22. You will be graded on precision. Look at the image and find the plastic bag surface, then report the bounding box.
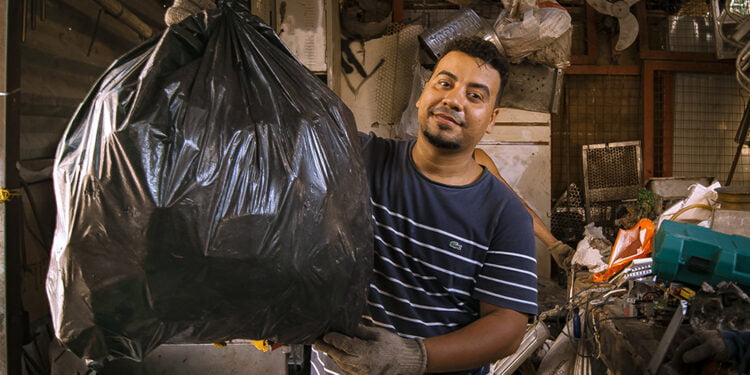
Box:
[592,218,655,282]
[494,0,572,67]
[47,1,373,363]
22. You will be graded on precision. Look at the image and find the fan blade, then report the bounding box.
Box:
[615,13,639,51]
[586,0,614,16]
[610,0,635,18]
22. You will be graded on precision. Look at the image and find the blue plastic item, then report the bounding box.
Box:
[652,220,750,288]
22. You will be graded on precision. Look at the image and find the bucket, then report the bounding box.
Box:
[716,186,750,211]
[418,8,504,61]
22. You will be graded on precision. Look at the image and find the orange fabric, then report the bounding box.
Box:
[592,218,656,283]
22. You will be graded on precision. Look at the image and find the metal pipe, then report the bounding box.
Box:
[590,288,627,306]
[573,307,591,375]
[728,99,750,185]
[22,0,28,42]
[647,299,688,375]
[92,0,153,39]
[490,322,550,375]
[537,319,577,375]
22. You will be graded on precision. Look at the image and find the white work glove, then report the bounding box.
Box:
[548,240,574,272]
[164,0,217,26]
[315,324,427,375]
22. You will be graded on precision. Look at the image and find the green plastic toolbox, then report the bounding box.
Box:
[653,220,750,288]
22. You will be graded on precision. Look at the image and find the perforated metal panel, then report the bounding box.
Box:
[582,141,643,203]
[550,183,586,244]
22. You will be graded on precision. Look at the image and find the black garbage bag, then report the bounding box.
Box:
[47,1,373,363]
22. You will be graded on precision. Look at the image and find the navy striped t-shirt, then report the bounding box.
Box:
[312,133,537,375]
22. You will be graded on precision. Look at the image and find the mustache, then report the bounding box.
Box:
[429,107,464,125]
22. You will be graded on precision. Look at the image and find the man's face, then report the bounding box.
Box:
[416,51,501,152]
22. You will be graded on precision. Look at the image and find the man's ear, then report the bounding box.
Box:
[485,107,500,133]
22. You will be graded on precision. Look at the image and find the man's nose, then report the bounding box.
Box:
[441,89,462,111]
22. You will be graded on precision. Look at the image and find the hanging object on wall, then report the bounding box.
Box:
[585,0,640,51]
[340,0,392,40]
[22,0,49,42]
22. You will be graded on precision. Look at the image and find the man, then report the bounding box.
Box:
[165,4,536,374]
[312,38,537,375]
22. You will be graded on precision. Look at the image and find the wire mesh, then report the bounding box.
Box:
[564,2,588,57]
[374,25,423,127]
[551,75,643,201]
[671,73,750,186]
[666,15,715,53]
[654,71,666,176]
[645,0,714,52]
[583,141,642,202]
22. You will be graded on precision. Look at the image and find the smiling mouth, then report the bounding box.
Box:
[432,112,463,127]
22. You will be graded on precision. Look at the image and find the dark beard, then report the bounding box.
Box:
[422,128,460,150]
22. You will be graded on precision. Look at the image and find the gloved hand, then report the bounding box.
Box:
[164,0,217,26]
[674,329,730,365]
[314,324,427,375]
[548,241,574,272]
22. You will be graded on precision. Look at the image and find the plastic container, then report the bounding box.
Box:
[717,186,750,211]
[652,220,750,288]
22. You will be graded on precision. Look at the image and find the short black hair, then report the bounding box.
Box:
[440,37,510,107]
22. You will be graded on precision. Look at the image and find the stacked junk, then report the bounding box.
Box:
[45,0,575,371]
[476,127,750,374]
[491,149,750,375]
[38,0,750,374]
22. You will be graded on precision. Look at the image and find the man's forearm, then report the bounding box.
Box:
[423,306,527,373]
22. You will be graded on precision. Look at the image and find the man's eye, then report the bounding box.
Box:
[469,92,483,101]
[438,81,450,87]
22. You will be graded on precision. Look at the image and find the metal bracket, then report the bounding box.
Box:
[647,299,688,375]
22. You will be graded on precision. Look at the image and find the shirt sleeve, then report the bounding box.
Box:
[722,330,750,373]
[472,194,538,315]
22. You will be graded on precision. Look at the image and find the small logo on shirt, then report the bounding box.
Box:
[449,241,462,251]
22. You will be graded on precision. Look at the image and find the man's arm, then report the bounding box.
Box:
[423,302,527,372]
[316,302,529,374]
